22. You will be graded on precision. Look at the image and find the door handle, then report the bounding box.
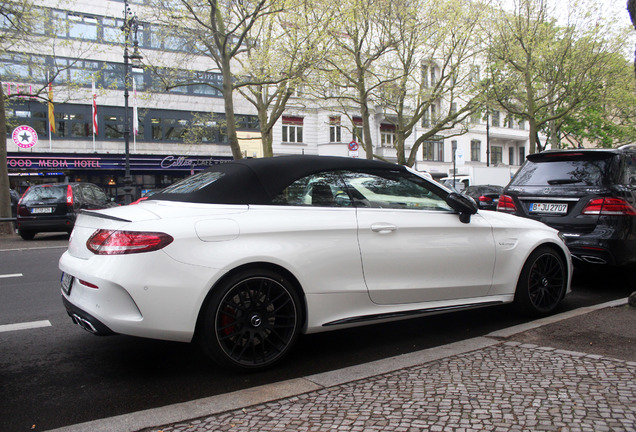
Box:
[370,223,397,234]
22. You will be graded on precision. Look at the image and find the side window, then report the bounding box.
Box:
[271,171,352,207]
[342,170,452,211]
[91,186,110,204]
[624,155,636,185]
[80,185,95,203]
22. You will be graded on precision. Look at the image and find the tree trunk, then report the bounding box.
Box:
[221,57,243,160]
[0,83,14,236]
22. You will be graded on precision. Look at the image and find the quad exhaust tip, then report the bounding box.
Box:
[575,255,608,265]
[71,313,98,334]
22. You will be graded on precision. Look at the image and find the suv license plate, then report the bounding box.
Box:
[529,203,568,214]
[61,272,74,295]
[31,207,54,214]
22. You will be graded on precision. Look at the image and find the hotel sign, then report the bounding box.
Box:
[7,153,231,172]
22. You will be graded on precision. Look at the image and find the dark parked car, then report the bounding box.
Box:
[465,185,504,211]
[498,145,636,267]
[16,183,116,240]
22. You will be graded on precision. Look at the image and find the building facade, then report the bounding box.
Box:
[5,0,531,201]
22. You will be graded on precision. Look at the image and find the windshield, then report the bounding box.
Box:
[511,158,614,187]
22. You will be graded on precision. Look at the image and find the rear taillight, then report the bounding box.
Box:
[581,198,636,216]
[87,230,174,255]
[67,185,74,206]
[479,196,493,203]
[17,204,29,216]
[497,195,516,212]
[17,187,30,207]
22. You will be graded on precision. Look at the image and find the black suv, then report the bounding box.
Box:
[16,183,116,240]
[498,146,636,267]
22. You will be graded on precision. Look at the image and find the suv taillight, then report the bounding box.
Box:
[87,229,174,255]
[497,195,517,213]
[581,197,636,216]
[67,185,74,206]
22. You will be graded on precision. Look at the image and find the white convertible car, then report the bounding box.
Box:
[59,155,571,370]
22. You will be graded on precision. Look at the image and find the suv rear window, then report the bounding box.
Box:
[511,154,616,187]
[21,185,66,204]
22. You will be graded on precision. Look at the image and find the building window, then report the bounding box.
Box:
[471,139,481,162]
[352,117,363,142]
[470,65,480,82]
[422,136,444,161]
[329,116,341,143]
[491,110,500,127]
[380,123,396,147]
[509,147,515,165]
[519,147,526,164]
[282,116,303,143]
[422,104,437,128]
[422,65,429,87]
[491,146,503,165]
[421,64,437,88]
[53,11,98,41]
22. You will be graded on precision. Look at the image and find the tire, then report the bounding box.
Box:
[199,269,302,370]
[18,229,36,240]
[514,246,567,317]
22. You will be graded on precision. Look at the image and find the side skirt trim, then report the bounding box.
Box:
[323,301,503,327]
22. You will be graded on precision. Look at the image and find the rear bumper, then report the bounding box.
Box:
[17,216,75,232]
[561,233,636,266]
[62,296,116,336]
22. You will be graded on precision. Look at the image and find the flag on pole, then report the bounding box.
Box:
[48,81,55,134]
[92,79,98,135]
[132,78,138,136]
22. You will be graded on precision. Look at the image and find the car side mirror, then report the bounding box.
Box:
[446,192,478,223]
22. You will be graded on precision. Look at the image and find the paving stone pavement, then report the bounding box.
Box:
[144,341,636,432]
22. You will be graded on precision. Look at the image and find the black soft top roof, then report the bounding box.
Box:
[148,155,406,205]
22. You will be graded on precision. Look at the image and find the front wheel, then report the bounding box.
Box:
[514,246,567,317]
[199,269,302,370]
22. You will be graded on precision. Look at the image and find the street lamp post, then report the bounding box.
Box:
[121,0,142,204]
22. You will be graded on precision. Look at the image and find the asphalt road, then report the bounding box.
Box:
[0,233,633,432]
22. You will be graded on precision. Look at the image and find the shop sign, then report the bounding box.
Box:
[160,156,226,169]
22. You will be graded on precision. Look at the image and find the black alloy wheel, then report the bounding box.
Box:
[514,246,567,317]
[200,269,301,370]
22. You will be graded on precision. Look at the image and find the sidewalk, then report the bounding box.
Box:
[48,298,636,432]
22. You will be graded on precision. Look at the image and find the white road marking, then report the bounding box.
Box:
[0,320,52,333]
[0,273,23,279]
[0,246,67,252]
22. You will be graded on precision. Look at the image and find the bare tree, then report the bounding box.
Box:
[377,0,485,167]
[149,0,286,160]
[629,0,636,77]
[0,0,37,235]
[312,0,398,160]
[486,0,624,153]
[237,0,332,157]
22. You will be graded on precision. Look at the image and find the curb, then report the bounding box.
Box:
[45,298,629,432]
